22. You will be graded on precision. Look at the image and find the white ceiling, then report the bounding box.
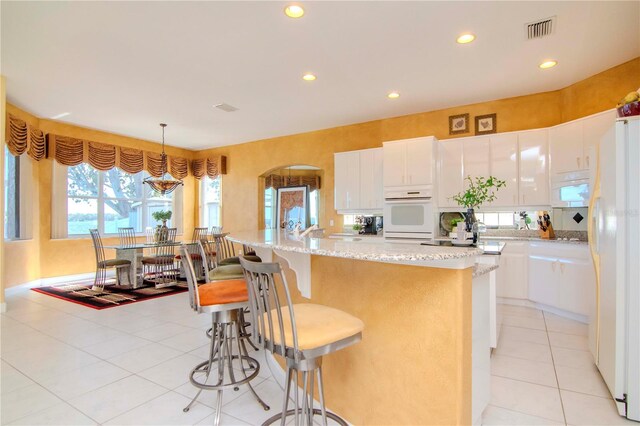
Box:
[2,1,639,150]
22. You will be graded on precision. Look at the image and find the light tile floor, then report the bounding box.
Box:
[482,304,636,426]
[1,287,635,425]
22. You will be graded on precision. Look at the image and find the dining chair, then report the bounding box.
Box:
[175,227,209,280]
[145,227,155,243]
[89,229,132,291]
[142,228,178,287]
[118,227,137,247]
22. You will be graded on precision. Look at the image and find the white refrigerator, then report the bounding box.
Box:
[588,115,640,421]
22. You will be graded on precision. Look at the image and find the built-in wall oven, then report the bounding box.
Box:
[383,189,434,240]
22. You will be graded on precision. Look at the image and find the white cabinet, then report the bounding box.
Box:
[582,110,616,170]
[437,139,464,208]
[549,121,583,174]
[518,129,549,206]
[382,142,405,187]
[359,148,384,210]
[383,136,434,188]
[496,242,528,299]
[489,133,519,207]
[406,138,433,186]
[463,136,491,190]
[334,148,383,213]
[334,151,360,211]
[528,243,594,316]
[549,110,616,175]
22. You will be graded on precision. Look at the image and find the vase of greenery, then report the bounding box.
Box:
[451,176,506,235]
[152,210,172,242]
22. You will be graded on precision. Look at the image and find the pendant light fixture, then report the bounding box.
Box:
[143,123,184,195]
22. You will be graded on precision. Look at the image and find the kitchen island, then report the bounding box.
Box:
[227,230,492,425]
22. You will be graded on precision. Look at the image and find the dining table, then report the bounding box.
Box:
[102,241,196,288]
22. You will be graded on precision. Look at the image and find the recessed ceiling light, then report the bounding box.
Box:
[302,73,316,81]
[284,4,304,18]
[387,92,400,99]
[456,33,475,44]
[539,60,558,69]
[50,112,71,119]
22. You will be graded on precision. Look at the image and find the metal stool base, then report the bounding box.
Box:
[183,311,269,426]
[262,409,348,426]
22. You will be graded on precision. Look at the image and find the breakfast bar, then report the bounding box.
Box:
[228,230,493,425]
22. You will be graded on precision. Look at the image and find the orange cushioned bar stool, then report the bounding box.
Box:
[240,256,364,426]
[180,246,269,426]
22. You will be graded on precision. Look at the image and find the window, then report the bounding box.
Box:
[200,175,222,229]
[4,146,33,240]
[54,162,182,237]
[263,188,319,229]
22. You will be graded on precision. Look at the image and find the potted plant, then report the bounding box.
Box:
[451,176,506,232]
[152,209,172,242]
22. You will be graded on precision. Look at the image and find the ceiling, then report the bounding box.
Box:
[2,1,639,150]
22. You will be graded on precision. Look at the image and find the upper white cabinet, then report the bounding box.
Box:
[359,148,384,210]
[334,151,360,211]
[383,136,434,188]
[334,148,383,213]
[549,110,616,175]
[518,129,549,206]
[549,121,583,174]
[582,110,616,169]
[437,139,464,207]
[488,133,519,207]
[463,136,491,190]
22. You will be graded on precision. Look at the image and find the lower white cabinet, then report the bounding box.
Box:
[495,241,529,299]
[528,242,594,316]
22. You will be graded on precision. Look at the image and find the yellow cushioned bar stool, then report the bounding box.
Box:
[240,256,364,426]
[180,246,269,426]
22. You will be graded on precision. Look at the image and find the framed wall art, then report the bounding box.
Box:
[276,185,310,231]
[475,113,497,135]
[448,113,469,135]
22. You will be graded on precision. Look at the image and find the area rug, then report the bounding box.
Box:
[32,282,189,310]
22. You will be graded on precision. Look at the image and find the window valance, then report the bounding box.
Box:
[6,114,46,160]
[47,133,191,178]
[264,174,321,192]
[192,156,227,180]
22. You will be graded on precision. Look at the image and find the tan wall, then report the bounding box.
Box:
[197,57,640,236]
[2,57,639,289]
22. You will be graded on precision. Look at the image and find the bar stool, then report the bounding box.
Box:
[197,241,260,350]
[180,246,269,426]
[240,256,364,426]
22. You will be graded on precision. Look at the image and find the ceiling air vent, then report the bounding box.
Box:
[214,103,238,112]
[525,16,556,40]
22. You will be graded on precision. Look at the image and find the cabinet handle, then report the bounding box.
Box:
[513,195,516,204]
[577,157,581,168]
[522,194,526,205]
[560,262,565,273]
[551,261,556,272]
[586,156,590,167]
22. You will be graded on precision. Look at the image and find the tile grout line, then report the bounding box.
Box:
[543,310,569,426]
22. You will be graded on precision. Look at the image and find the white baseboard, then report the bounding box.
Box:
[4,271,113,297]
[498,297,588,324]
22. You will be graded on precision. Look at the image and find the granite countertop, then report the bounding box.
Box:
[472,263,499,278]
[481,236,588,245]
[228,229,482,266]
